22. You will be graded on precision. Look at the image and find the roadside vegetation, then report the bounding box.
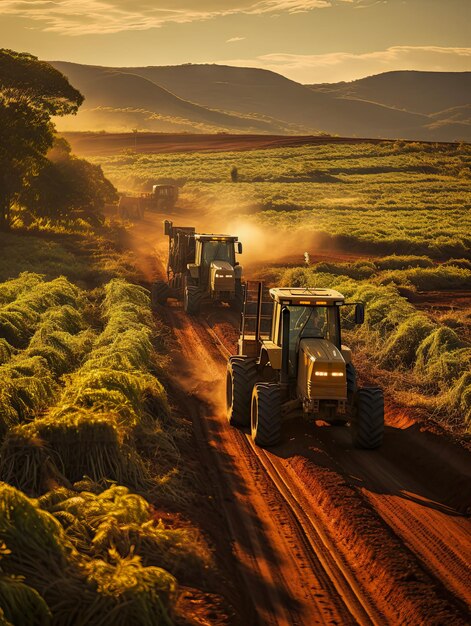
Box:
[0,274,211,624]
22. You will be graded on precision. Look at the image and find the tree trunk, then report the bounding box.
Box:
[0,194,11,231]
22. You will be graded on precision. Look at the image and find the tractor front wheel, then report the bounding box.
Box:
[226,357,258,426]
[151,281,170,307]
[184,285,202,315]
[251,383,282,448]
[351,387,384,449]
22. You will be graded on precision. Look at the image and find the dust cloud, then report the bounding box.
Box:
[114,189,344,285]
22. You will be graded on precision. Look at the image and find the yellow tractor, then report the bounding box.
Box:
[152,221,244,314]
[226,282,384,449]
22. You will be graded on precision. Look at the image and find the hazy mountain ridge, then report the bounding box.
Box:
[50,62,470,141]
[306,71,471,116]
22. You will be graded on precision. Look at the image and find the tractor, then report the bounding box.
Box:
[152,220,244,314]
[148,185,178,213]
[226,282,384,449]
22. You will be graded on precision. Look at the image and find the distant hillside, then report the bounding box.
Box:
[51,61,295,134]
[50,62,470,141]
[116,64,430,137]
[307,71,471,115]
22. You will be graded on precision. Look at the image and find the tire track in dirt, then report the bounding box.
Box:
[310,424,471,609]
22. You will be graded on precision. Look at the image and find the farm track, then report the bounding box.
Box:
[164,305,359,625]
[126,210,471,623]
[202,317,381,626]
[203,312,471,620]
[160,303,471,625]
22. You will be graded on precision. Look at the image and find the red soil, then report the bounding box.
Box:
[124,190,471,626]
[63,132,394,157]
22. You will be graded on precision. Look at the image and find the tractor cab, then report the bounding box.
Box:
[269,288,345,377]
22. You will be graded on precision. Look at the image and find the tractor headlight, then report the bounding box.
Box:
[314,371,343,377]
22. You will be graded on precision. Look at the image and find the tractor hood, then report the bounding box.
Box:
[297,338,347,401]
[210,260,235,293]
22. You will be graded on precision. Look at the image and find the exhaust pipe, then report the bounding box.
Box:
[280,306,290,384]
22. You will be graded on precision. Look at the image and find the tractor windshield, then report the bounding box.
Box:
[286,306,340,376]
[202,241,235,266]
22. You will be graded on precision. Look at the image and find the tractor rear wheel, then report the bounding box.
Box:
[351,387,384,449]
[226,357,258,426]
[251,383,281,448]
[184,285,202,315]
[232,279,244,312]
[151,281,169,307]
[346,362,357,400]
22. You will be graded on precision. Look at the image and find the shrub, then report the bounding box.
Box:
[375,255,435,271]
[0,483,177,626]
[415,327,466,382]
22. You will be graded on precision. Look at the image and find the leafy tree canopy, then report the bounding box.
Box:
[0,49,84,228]
[0,49,83,115]
[20,137,118,226]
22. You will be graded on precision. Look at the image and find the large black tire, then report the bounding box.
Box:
[232,279,244,311]
[351,387,384,449]
[251,383,282,448]
[226,357,258,426]
[346,362,357,400]
[184,285,202,315]
[151,281,169,307]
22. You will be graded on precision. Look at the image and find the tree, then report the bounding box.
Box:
[20,138,118,226]
[0,49,83,230]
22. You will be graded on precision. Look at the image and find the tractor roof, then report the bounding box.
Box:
[194,234,239,242]
[269,287,345,305]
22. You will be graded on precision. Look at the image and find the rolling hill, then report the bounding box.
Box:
[306,71,471,115]
[50,62,470,141]
[51,61,297,134]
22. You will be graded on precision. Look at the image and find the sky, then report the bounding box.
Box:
[0,0,470,83]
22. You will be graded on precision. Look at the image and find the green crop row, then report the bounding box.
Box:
[0,276,204,624]
[0,276,92,439]
[93,141,471,260]
[0,279,174,495]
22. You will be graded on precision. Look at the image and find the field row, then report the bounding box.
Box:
[94,141,471,259]
[0,274,206,625]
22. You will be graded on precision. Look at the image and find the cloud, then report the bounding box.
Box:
[226,36,246,43]
[223,46,471,83]
[0,0,332,35]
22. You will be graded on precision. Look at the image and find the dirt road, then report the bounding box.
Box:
[127,212,471,625]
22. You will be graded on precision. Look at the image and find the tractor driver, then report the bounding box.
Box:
[291,306,325,338]
[288,306,326,374]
